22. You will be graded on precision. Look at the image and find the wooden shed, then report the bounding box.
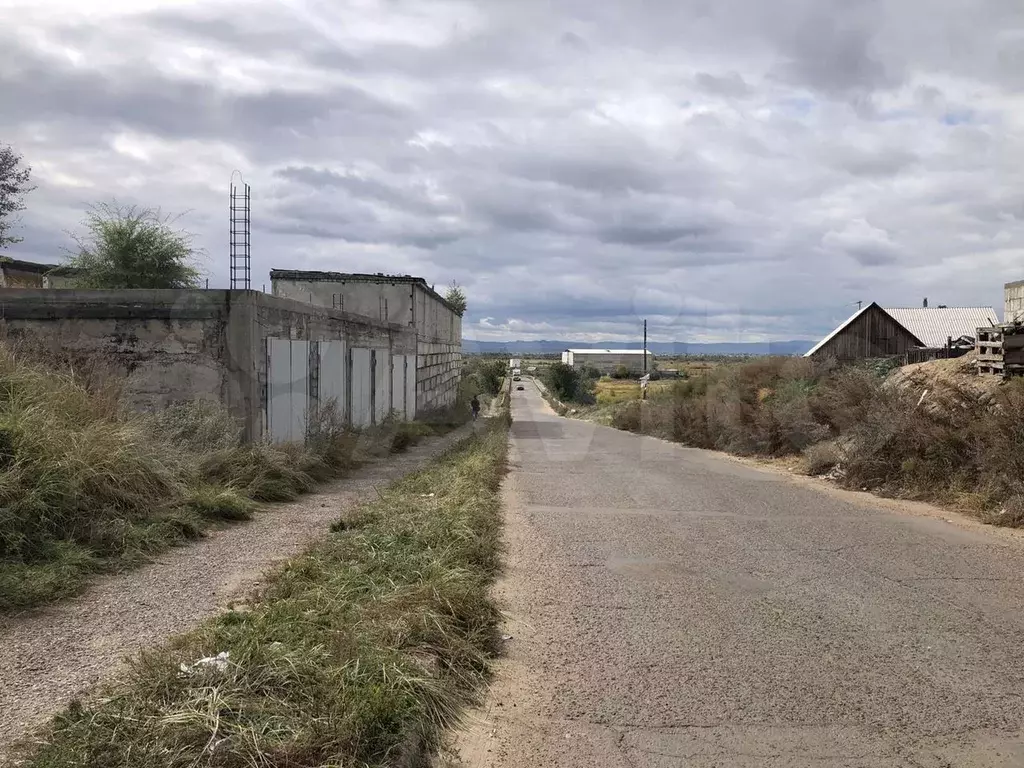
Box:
[804,303,923,361]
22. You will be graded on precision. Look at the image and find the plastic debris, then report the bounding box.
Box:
[501,634,513,641]
[420,493,436,498]
[179,651,231,676]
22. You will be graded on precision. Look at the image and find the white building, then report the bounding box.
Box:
[561,348,653,375]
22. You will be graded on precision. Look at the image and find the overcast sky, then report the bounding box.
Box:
[2,0,1022,343]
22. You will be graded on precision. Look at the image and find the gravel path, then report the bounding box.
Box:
[0,423,476,761]
[455,383,1024,767]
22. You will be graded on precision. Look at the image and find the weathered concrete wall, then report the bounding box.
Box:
[1006,281,1024,323]
[273,278,415,327]
[0,290,233,415]
[250,293,416,437]
[0,289,418,442]
[271,273,463,414]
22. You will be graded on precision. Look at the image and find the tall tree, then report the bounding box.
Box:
[444,280,467,315]
[0,144,35,249]
[64,203,203,289]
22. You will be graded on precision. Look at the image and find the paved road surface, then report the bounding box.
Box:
[460,381,1024,767]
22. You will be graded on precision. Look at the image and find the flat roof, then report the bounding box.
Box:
[0,257,78,276]
[269,269,462,315]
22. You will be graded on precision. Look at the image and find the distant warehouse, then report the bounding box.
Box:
[561,348,653,375]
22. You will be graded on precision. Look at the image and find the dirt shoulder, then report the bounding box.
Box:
[0,424,475,762]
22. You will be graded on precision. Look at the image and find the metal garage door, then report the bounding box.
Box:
[405,354,417,420]
[267,338,309,443]
[351,347,372,427]
[391,354,406,420]
[374,348,391,424]
[317,340,346,422]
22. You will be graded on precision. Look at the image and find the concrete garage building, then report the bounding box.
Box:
[270,271,462,413]
[561,348,653,375]
[0,289,418,443]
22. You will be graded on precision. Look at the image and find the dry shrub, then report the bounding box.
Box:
[803,441,842,476]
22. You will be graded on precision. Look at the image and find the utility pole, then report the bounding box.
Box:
[642,319,648,401]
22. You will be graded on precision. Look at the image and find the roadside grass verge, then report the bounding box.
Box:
[594,357,1024,528]
[0,346,466,613]
[18,418,510,768]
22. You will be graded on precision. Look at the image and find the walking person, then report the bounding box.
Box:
[471,395,481,421]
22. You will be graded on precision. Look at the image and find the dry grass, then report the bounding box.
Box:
[594,378,673,405]
[0,346,467,612]
[19,419,510,768]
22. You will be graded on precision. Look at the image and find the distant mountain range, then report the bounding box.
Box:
[461,339,816,356]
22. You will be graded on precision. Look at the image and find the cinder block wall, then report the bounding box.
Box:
[0,289,417,442]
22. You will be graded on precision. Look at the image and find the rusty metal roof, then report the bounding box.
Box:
[882,307,999,348]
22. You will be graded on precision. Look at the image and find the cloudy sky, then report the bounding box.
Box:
[2,0,1023,343]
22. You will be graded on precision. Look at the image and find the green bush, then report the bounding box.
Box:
[542,362,596,405]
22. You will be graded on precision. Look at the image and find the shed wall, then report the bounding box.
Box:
[809,305,921,360]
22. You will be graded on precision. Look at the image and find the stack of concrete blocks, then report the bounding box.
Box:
[269,271,463,416]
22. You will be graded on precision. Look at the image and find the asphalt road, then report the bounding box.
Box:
[461,380,1024,768]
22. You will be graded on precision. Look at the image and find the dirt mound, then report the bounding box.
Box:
[887,354,1002,400]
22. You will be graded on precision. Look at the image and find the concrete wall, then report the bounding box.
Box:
[0,289,417,442]
[274,277,415,328]
[1006,281,1024,324]
[0,290,235,416]
[271,274,463,414]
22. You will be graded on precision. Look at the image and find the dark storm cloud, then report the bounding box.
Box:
[694,72,752,99]
[774,11,899,95]
[0,36,406,146]
[274,166,456,216]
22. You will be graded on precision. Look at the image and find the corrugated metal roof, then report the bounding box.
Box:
[567,348,652,355]
[882,307,998,348]
[802,304,875,358]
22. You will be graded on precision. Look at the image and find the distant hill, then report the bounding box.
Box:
[461,339,815,356]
